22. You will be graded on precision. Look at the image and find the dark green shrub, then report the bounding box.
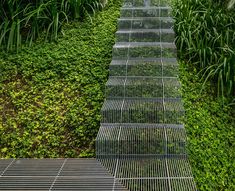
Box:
[173,0,235,101]
[0,0,105,51]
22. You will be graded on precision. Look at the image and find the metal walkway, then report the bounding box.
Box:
[96,0,197,190]
[0,159,127,190]
[0,0,197,190]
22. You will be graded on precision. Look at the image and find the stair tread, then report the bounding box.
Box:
[116,28,174,33]
[119,17,173,20]
[121,6,172,10]
[114,42,175,47]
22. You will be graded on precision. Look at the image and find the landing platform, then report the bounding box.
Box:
[0,159,127,191]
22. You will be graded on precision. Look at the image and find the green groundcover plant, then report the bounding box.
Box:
[0,0,122,158]
[180,63,235,191]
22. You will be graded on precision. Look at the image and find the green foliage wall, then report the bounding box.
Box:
[0,0,105,51]
[173,0,235,101]
[0,0,122,158]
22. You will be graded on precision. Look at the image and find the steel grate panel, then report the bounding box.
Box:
[118,17,174,30]
[101,98,164,123]
[109,59,162,77]
[0,159,14,176]
[116,158,167,178]
[0,159,128,191]
[116,29,174,43]
[163,78,181,98]
[167,159,194,177]
[51,177,127,191]
[99,158,196,191]
[114,158,194,178]
[170,178,197,191]
[105,76,163,98]
[59,159,114,177]
[123,0,171,7]
[105,76,181,98]
[162,59,179,77]
[120,7,172,18]
[3,159,64,176]
[119,179,169,191]
[96,123,187,158]
[118,178,197,191]
[0,177,55,190]
[101,98,184,124]
[109,58,178,77]
[112,43,176,59]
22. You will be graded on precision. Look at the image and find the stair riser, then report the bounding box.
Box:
[118,18,173,30]
[101,100,184,124]
[97,142,186,155]
[101,110,184,124]
[121,8,172,17]
[112,46,176,59]
[109,59,179,77]
[116,32,175,42]
[105,79,181,98]
[123,0,170,7]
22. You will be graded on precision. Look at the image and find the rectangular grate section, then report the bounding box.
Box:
[109,58,178,77]
[120,7,172,17]
[0,159,14,176]
[122,0,171,7]
[112,42,176,59]
[59,159,113,177]
[3,159,64,176]
[97,123,187,158]
[51,177,126,191]
[116,29,174,43]
[114,158,196,191]
[101,98,184,124]
[118,17,174,30]
[0,159,128,191]
[105,76,181,98]
[0,177,54,190]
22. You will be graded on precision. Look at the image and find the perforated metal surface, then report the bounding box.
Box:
[96,0,197,190]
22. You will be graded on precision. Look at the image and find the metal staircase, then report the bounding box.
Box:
[96,0,197,190]
[0,1,197,190]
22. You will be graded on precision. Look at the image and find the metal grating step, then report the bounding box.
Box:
[120,7,172,17]
[112,42,176,59]
[101,98,184,124]
[105,76,181,98]
[97,123,187,157]
[118,17,174,30]
[122,0,171,7]
[116,29,175,43]
[109,58,179,77]
[97,157,197,191]
[119,177,197,191]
